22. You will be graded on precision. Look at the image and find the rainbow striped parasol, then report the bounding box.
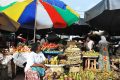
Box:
[0,0,80,31]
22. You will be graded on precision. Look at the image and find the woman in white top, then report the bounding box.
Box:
[25,43,49,80]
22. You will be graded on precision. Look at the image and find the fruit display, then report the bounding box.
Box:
[46,71,62,80]
[59,59,67,64]
[15,45,31,53]
[94,70,120,80]
[111,58,120,63]
[111,56,120,63]
[46,66,119,80]
[82,50,99,57]
[44,56,67,65]
[66,55,82,65]
[69,66,80,73]
[41,42,59,51]
[41,42,63,54]
[46,67,93,80]
[65,45,80,53]
[45,56,58,65]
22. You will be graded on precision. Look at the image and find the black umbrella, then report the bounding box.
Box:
[53,18,90,35]
[46,31,60,43]
[85,0,120,35]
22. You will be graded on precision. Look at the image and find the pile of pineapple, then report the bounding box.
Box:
[82,50,99,57]
[65,45,80,53]
[64,44,82,65]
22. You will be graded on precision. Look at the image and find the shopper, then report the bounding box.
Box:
[86,37,94,51]
[98,36,110,71]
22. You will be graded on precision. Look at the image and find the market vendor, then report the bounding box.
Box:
[86,36,94,51]
[25,43,50,80]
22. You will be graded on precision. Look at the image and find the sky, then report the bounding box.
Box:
[0,0,102,18]
[61,0,102,18]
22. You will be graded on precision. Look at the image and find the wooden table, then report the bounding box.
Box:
[83,56,99,70]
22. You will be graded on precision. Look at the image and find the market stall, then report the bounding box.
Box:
[0,38,119,80]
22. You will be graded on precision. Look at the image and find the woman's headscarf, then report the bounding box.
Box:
[99,36,108,44]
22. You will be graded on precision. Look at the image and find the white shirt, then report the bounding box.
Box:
[87,40,94,51]
[25,51,46,72]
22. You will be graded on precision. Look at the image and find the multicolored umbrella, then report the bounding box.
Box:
[0,0,79,30]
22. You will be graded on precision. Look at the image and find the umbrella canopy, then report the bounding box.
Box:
[0,12,20,32]
[85,0,120,35]
[0,0,79,30]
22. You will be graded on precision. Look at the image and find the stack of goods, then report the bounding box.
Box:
[41,42,63,54]
[69,66,80,73]
[58,55,67,65]
[64,45,82,65]
[65,45,80,53]
[82,50,99,57]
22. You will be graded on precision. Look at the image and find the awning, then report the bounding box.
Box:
[84,0,120,35]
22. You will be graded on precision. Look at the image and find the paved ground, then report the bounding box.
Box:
[14,67,25,80]
[14,73,24,80]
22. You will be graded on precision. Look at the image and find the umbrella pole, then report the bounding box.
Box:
[33,0,38,43]
[33,22,36,43]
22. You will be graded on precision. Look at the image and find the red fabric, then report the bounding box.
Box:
[40,0,67,28]
[103,56,107,61]
[103,47,107,51]
[21,38,26,42]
